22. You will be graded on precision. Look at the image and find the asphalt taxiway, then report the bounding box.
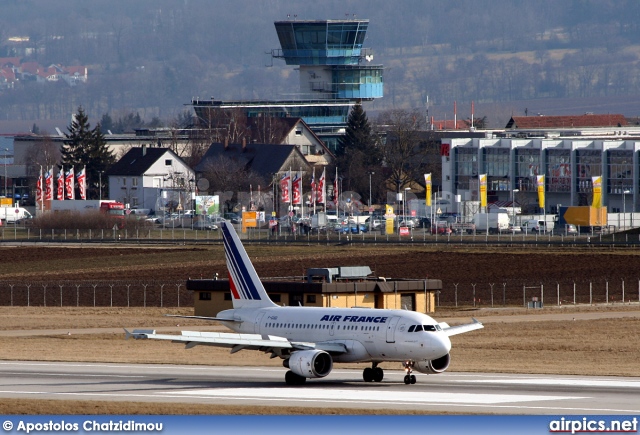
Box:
[0,361,638,414]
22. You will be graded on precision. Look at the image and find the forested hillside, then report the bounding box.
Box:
[2,0,640,128]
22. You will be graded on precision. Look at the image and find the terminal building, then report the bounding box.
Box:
[439,114,640,216]
[190,19,384,152]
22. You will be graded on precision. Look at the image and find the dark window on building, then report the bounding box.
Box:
[306,295,317,303]
[199,292,212,301]
[271,294,281,303]
[224,292,232,301]
[165,159,172,166]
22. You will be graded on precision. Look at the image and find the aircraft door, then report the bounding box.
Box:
[254,312,265,333]
[386,316,400,343]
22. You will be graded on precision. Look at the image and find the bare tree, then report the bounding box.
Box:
[199,155,266,213]
[24,135,62,177]
[376,109,429,193]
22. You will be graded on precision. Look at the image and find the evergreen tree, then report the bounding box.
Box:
[335,104,382,196]
[63,107,115,199]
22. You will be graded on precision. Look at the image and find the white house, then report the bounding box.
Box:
[105,145,194,214]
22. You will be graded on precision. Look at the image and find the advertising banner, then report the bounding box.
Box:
[537,175,545,209]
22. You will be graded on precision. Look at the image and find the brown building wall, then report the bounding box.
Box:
[188,278,440,316]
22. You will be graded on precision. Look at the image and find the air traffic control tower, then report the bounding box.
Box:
[190,19,383,151]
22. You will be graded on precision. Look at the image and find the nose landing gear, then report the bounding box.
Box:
[403,361,417,384]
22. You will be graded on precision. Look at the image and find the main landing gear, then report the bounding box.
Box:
[362,363,384,382]
[403,361,417,384]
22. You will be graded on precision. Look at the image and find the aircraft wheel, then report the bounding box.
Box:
[373,367,384,382]
[404,375,411,385]
[363,367,374,382]
[410,375,416,384]
[285,370,306,385]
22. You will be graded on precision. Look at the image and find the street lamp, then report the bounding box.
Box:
[369,172,375,207]
[3,148,7,198]
[403,187,411,225]
[511,188,519,224]
[623,189,631,231]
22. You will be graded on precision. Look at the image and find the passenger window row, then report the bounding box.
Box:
[265,322,380,332]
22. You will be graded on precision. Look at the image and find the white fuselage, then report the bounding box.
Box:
[217,306,452,364]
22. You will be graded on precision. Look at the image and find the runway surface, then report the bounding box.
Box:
[0,361,638,414]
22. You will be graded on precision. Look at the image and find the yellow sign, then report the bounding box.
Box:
[591,176,602,208]
[424,173,432,207]
[385,218,395,234]
[479,174,487,207]
[536,175,545,209]
[241,211,257,233]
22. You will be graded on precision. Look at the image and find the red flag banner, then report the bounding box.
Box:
[76,167,86,200]
[65,167,75,200]
[36,170,43,204]
[56,168,64,200]
[292,172,302,205]
[316,169,325,204]
[44,167,53,201]
[280,171,291,203]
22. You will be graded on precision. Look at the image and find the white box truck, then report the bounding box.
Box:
[472,212,510,234]
[0,206,33,223]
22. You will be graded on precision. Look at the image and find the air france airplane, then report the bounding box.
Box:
[126,221,483,385]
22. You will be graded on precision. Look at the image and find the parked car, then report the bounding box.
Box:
[364,217,384,230]
[555,223,578,235]
[431,221,452,234]
[521,219,554,234]
[192,220,219,230]
[223,212,242,224]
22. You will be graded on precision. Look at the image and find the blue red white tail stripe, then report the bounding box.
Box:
[221,222,276,308]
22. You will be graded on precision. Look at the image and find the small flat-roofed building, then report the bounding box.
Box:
[187,277,441,316]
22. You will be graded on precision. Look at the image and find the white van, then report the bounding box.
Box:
[0,206,32,223]
[521,219,554,234]
[472,212,510,234]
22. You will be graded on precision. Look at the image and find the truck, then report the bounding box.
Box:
[471,212,511,234]
[0,206,33,223]
[46,199,125,216]
[557,206,607,233]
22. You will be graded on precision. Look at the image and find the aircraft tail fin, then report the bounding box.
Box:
[221,221,277,309]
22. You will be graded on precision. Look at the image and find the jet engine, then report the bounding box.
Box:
[414,353,451,374]
[284,350,333,378]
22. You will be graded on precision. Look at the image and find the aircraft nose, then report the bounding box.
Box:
[435,333,452,355]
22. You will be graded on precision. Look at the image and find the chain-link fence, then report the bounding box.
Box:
[0,280,190,307]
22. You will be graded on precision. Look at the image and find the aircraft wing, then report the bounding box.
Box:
[124,329,347,354]
[439,318,484,337]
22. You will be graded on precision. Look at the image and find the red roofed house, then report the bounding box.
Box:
[506,114,627,129]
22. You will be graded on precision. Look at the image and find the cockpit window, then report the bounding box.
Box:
[414,325,423,332]
[408,325,415,333]
[423,325,436,331]
[435,325,442,331]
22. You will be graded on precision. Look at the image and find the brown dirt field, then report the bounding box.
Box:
[0,244,639,414]
[1,245,640,306]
